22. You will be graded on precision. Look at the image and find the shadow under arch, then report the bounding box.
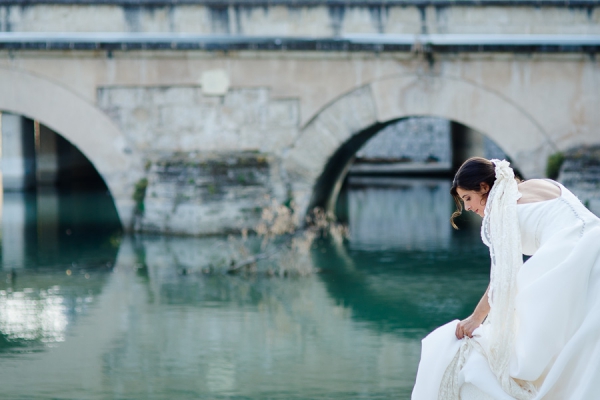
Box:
[0,67,144,229]
[309,118,398,213]
[284,74,554,220]
[308,116,520,215]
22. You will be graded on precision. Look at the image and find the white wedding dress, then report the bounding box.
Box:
[412,181,600,400]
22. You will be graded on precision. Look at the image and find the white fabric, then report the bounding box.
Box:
[412,179,600,399]
[481,160,536,399]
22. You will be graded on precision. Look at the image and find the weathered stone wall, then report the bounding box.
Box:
[137,152,285,235]
[97,86,299,154]
[97,86,294,234]
[1,3,598,35]
[2,50,597,233]
[558,146,600,216]
[0,0,598,233]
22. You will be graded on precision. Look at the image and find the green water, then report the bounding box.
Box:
[0,179,490,399]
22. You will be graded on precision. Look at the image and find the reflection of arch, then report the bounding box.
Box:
[312,236,491,336]
[0,67,143,228]
[284,74,556,217]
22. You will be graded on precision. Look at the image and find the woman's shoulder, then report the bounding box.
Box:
[517,179,562,205]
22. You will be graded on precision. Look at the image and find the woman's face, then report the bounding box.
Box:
[456,183,490,217]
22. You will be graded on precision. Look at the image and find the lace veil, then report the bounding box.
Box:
[439,159,537,399]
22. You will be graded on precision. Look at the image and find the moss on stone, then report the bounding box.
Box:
[133,178,149,212]
[207,183,217,195]
[546,152,565,180]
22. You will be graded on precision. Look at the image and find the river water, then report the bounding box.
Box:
[0,178,490,399]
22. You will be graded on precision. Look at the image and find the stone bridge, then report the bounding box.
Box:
[0,0,599,234]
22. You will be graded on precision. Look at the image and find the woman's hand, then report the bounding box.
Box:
[455,314,484,339]
[456,285,491,339]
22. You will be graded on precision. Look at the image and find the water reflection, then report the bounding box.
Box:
[0,179,491,399]
[330,177,488,334]
[0,187,121,269]
[0,287,69,344]
[98,238,420,399]
[0,188,119,355]
[339,177,454,251]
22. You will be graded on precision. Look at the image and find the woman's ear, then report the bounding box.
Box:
[480,182,490,194]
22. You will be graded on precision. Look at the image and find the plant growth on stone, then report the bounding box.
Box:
[225,199,348,277]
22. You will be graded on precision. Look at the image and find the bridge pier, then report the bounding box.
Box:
[36,123,60,186]
[1,113,36,191]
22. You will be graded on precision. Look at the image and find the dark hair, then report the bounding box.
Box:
[450,157,496,229]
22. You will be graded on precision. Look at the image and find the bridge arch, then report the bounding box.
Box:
[0,67,144,229]
[284,74,557,218]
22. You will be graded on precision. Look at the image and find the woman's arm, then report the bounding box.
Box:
[455,284,490,339]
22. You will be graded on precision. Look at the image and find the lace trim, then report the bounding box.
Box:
[558,197,587,239]
[440,160,537,400]
[438,338,474,399]
[482,160,536,400]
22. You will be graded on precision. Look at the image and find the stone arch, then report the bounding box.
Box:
[284,74,556,218]
[0,67,144,229]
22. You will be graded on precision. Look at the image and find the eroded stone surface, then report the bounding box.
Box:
[559,146,600,216]
[1,4,599,35]
[137,152,286,235]
[1,6,598,236]
[98,86,300,155]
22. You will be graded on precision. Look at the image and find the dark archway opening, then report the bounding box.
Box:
[309,118,517,338]
[311,117,516,217]
[0,112,121,271]
[310,116,518,251]
[308,119,397,215]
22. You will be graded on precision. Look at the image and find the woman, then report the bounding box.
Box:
[412,157,600,400]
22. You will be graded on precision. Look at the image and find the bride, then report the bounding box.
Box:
[412,157,600,400]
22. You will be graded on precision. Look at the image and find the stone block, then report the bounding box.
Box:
[157,86,199,106]
[201,70,230,96]
[288,122,340,177]
[267,99,299,128]
[102,87,143,109]
[282,150,325,185]
[242,127,298,153]
[136,152,284,235]
[316,86,378,144]
[158,104,200,132]
[222,88,269,127]
[98,85,302,158]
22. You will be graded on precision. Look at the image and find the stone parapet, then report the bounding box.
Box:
[0,2,598,36]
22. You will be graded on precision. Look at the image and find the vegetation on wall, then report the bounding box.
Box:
[133,177,148,213]
[546,152,565,180]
